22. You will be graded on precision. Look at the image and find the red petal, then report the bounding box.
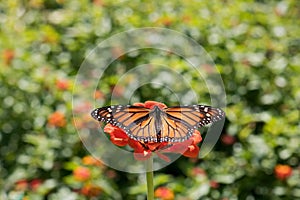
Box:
[156,152,171,162]
[103,124,116,133]
[110,136,128,146]
[132,102,145,107]
[132,146,152,161]
[104,124,127,138]
[104,124,128,146]
[144,101,167,109]
[128,139,149,152]
[183,144,199,158]
[163,139,192,154]
[144,142,169,151]
[191,130,202,144]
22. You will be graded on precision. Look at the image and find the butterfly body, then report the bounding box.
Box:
[151,106,164,139]
[91,104,225,143]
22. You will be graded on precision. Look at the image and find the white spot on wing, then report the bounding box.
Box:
[204,107,208,112]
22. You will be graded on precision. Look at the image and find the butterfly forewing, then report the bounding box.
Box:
[165,105,224,127]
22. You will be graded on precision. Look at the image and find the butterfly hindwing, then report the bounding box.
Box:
[159,115,192,142]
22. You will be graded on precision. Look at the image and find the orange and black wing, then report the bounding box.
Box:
[91,104,225,143]
[158,105,225,142]
[91,105,158,142]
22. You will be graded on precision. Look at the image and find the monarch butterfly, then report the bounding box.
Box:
[91,104,225,143]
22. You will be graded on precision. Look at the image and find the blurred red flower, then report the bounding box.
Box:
[92,0,104,7]
[274,164,293,180]
[190,167,206,177]
[210,180,220,189]
[15,179,43,191]
[221,134,236,145]
[105,169,117,179]
[3,49,15,65]
[81,184,102,197]
[156,16,173,26]
[82,155,103,167]
[94,90,104,100]
[110,85,124,97]
[154,186,175,200]
[56,79,70,90]
[74,102,93,114]
[15,179,28,191]
[48,111,66,127]
[73,166,91,181]
[30,179,43,191]
[182,15,191,23]
[102,101,202,161]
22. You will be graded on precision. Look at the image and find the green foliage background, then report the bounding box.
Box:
[1,0,300,199]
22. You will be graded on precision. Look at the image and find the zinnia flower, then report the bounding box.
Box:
[190,167,206,177]
[82,155,103,167]
[274,164,293,180]
[30,179,43,191]
[210,180,220,189]
[102,101,202,161]
[73,166,91,181]
[15,179,28,191]
[94,90,104,100]
[3,49,14,65]
[81,184,102,197]
[221,134,236,145]
[48,111,66,127]
[154,186,175,200]
[56,79,70,90]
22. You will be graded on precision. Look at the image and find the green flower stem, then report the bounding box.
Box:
[146,157,154,200]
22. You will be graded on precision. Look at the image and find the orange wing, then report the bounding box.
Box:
[157,105,225,142]
[91,105,158,141]
[91,105,225,143]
